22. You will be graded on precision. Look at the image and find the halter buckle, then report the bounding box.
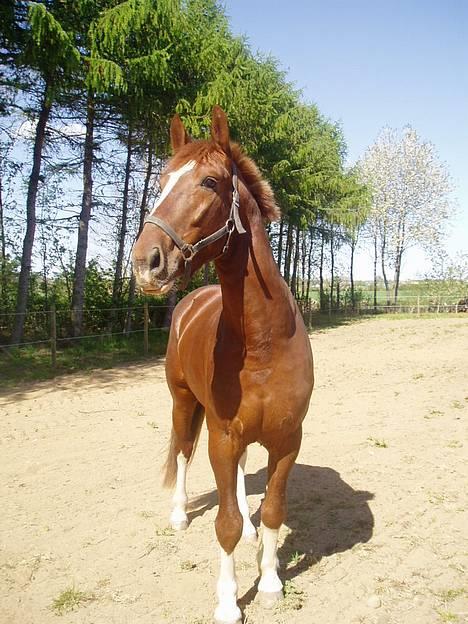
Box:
[180,243,195,261]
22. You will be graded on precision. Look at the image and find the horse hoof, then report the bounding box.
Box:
[171,520,188,531]
[214,605,242,624]
[258,590,283,609]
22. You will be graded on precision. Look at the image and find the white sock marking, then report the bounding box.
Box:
[258,524,282,593]
[170,453,188,528]
[237,450,257,541]
[214,548,241,623]
[149,160,196,216]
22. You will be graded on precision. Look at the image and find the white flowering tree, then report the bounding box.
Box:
[358,127,453,303]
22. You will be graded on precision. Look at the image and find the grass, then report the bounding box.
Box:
[437,611,459,622]
[436,588,466,602]
[287,551,304,568]
[446,440,463,448]
[0,330,168,389]
[155,527,175,537]
[180,560,197,571]
[51,586,95,615]
[425,409,444,419]
[367,437,388,448]
[2,312,464,388]
[307,310,461,332]
[276,580,305,612]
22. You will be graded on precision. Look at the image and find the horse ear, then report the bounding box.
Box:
[211,105,231,155]
[170,114,190,153]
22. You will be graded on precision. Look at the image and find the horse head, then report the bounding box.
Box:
[132,106,243,294]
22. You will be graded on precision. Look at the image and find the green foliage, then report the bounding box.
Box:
[2,0,452,357]
[26,3,81,84]
[0,330,169,388]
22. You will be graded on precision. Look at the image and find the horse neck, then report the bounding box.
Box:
[214,189,295,347]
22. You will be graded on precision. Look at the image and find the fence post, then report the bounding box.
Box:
[417,296,420,317]
[144,302,149,356]
[50,303,57,368]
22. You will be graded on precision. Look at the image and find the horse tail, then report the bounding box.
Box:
[162,403,205,489]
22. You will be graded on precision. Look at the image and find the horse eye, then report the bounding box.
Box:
[201,177,217,189]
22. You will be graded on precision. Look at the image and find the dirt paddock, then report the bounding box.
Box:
[1,317,467,624]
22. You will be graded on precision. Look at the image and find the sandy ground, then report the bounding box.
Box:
[1,317,467,624]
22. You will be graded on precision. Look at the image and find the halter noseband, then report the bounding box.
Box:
[143,163,246,288]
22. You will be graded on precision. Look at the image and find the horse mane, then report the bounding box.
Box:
[170,140,281,222]
[230,143,281,222]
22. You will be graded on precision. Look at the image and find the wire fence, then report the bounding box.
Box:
[296,293,468,326]
[0,303,169,342]
[1,294,467,368]
[0,303,172,364]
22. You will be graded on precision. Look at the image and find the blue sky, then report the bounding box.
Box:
[224,0,468,278]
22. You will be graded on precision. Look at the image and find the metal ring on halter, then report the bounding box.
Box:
[180,244,195,261]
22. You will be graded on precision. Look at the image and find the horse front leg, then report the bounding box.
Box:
[257,426,302,608]
[209,429,244,624]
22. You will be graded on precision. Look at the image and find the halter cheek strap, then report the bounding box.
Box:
[143,163,246,288]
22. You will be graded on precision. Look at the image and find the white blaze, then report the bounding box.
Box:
[149,160,196,216]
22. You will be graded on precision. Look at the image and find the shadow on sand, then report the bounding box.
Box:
[188,463,374,608]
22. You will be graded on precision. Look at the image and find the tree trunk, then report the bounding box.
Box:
[41,237,49,311]
[112,124,133,328]
[350,236,356,310]
[373,231,378,312]
[284,220,293,285]
[277,217,284,272]
[0,166,8,312]
[330,228,335,312]
[11,86,52,344]
[300,230,307,298]
[71,93,95,337]
[125,139,154,334]
[393,249,404,304]
[380,234,390,306]
[306,231,313,300]
[290,226,300,297]
[393,220,406,304]
[319,230,325,310]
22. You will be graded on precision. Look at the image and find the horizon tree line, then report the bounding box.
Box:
[0,1,456,344]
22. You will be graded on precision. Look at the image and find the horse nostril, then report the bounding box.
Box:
[149,247,161,271]
[148,247,162,272]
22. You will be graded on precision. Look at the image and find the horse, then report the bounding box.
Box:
[132,106,314,624]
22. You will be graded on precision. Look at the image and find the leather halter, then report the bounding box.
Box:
[143,163,246,288]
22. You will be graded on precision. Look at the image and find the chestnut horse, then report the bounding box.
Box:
[132,107,314,623]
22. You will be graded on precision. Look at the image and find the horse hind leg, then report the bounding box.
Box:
[162,393,204,531]
[237,448,257,543]
[257,426,302,609]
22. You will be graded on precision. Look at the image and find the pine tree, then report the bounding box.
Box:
[10,2,80,343]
